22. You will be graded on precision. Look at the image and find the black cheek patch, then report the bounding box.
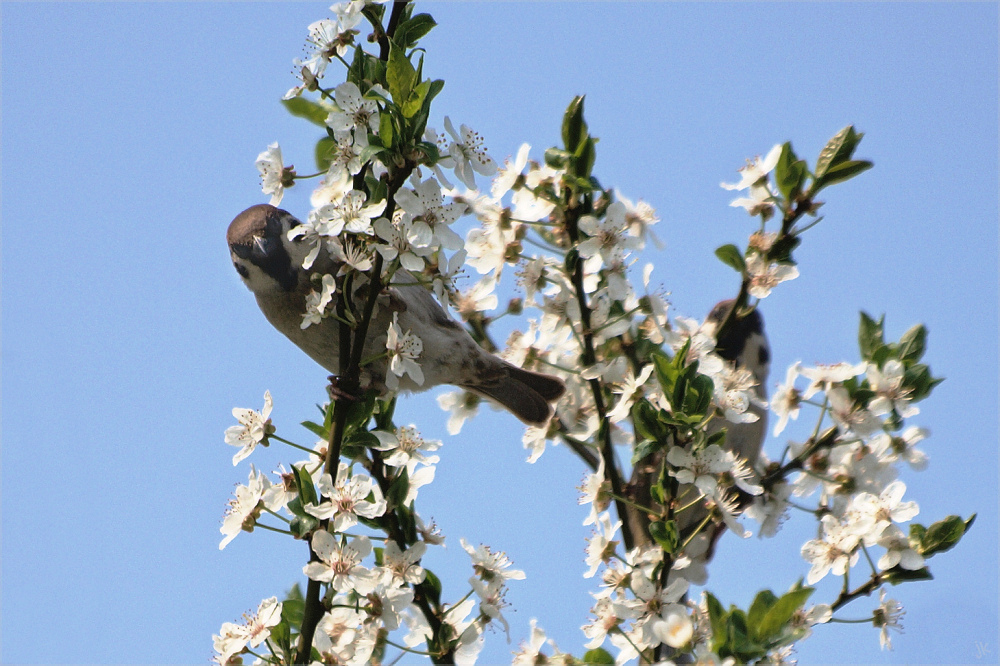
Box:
[758,344,770,366]
[234,262,249,279]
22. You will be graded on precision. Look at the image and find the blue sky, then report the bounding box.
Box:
[2,2,997,664]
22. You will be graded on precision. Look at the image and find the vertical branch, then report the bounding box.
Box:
[295,4,414,662]
[562,194,635,551]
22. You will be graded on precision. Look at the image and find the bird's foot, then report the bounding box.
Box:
[327,375,359,402]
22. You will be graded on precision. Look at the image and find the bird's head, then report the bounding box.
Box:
[706,299,771,387]
[227,204,310,295]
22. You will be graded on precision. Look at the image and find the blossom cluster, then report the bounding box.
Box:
[216,392,525,664]
[217,2,968,663]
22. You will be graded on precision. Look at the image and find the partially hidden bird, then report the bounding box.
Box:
[227,203,566,425]
[626,299,769,554]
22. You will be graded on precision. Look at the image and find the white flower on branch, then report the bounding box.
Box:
[325,81,380,136]
[746,253,799,299]
[313,607,371,666]
[867,359,919,418]
[877,524,926,572]
[297,14,359,81]
[256,142,286,206]
[396,176,467,250]
[513,619,566,665]
[300,273,337,328]
[374,216,427,271]
[443,116,498,189]
[874,590,905,650]
[584,512,622,578]
[606,364,654,423]
[827,386,884,438]
[461,538,526,584]
[212,596,283,665]
[771,361,803,436]
[219,465,271,550]
[619,572,689,650]
[225,390,273,465]
[372,425,441,471]
[436,390,480,435]
[492,142,531,200]
[313,189,386,237]
[666,444,731,498]
[303,531,378,593]
[801,514,868,584]
[579,455,611,527]
[454,276,499,321]
[582,597,622,649]
[577,201,642,264]
[305,463,387,532]
[522,424,549,463]
[381,540,427,586]
[713,361,764,424]
[799,362,866,399]
[871,426,929,471]
[385,312,424,391]
[851,479,919,546]
[721,144,782,192]
[365,582,414,631]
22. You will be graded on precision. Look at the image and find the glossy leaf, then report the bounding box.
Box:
[282,97,329,127]
[715,244,746,273]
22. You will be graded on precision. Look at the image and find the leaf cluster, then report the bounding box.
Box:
[706,587,814,663]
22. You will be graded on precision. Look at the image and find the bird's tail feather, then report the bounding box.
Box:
[462,362,566,426]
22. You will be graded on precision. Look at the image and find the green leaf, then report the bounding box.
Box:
[918,514,975,557]
[747,590,779,639]
[561,95,588,153]
[814,160,872,193]
[544,147,570,169]
[378,112,394,149]
[314,136,337,172]
[401,78,432,118]
[756,587,813,641]
[883,566,933,585]
[301,419,328,440]
[774,142,807,199]
[421,569,443,608]
[281,97,329,127]
[574,136,597,179]
[904,363,944,402]
[768,233,801,264]
[386,468,410,509]
[706,592,728,653]
[648,519,679,555]
[347,45,366,85]
[715,244,746,273]
[582,648,615,665]
[293,464,318,507]
[393,13,437,48]
[281,583,305,627]
[859,311,886,361]
[815,125,862,179]
[897,323,927,363]
[386,43,416,106]
[358,142,388,166]
[631,436,662,466]
[289,514,318,539]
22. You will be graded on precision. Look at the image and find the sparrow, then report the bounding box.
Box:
[626,299,770,553]
[227,203,566,425]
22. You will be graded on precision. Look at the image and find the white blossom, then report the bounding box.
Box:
[225,390,273,465]
[256,142,286,206]
[385,312,424,390]
[326,81,380,135]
